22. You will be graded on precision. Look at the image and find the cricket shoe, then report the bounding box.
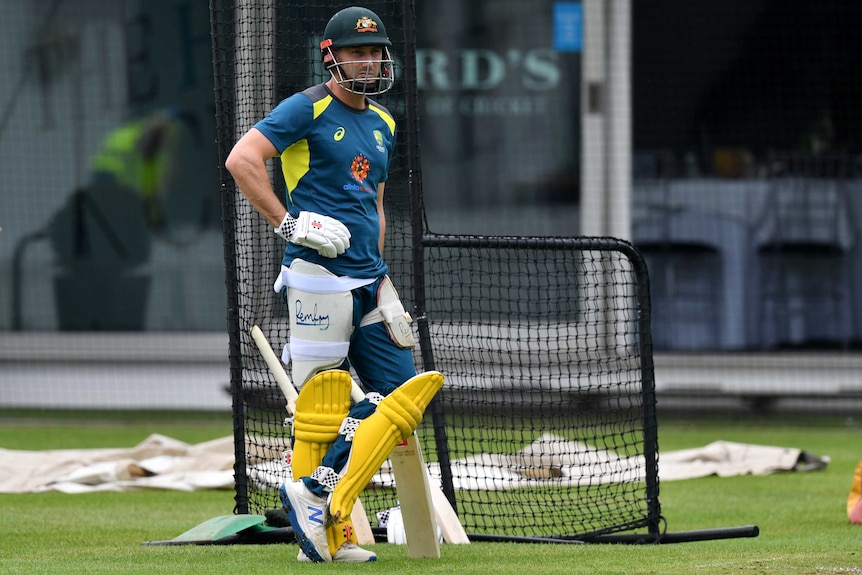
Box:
[279,480,331,563]
[298,542,377,563]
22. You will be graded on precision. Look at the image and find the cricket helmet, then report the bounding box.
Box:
[320,6,395,95]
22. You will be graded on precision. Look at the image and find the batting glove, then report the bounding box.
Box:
[275,211,351,258]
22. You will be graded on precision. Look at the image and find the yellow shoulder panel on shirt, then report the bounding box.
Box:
[281,139,310,203]
[312,95,333,119]
[368,104,396,135]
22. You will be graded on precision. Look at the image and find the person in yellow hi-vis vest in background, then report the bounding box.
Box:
[45,108,197,330]
[88,108,194,229]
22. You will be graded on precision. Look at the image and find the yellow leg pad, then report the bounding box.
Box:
[327,520,355,556]
[291,370,353,477]
[329,371,444,521]
[290,370,357,555]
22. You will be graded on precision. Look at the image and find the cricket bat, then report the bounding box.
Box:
[389,434,441,557]
[249,325,375,545]
[391,434,470,550]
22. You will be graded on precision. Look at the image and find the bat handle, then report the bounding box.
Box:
[250,325,298,409]
[252,325,367,409]
[349,380,366,405]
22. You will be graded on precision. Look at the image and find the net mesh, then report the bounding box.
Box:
[211,0,659,540]
[416,236,658,538]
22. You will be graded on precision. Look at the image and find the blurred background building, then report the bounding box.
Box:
[1,0,860,411]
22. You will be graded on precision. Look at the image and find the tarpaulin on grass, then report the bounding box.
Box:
[0,434,828,494]
[0,434,235,493]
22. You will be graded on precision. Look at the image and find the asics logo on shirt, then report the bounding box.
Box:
[334,126,345,141]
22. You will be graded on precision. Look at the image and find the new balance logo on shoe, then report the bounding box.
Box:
[307,505,325,525]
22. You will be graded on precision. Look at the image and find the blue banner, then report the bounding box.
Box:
[553,2,583,53]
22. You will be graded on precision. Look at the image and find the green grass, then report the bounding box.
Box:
[1,410,861,574]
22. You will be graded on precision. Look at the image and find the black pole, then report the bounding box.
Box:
[580,524,760,545]
[210,0,248,515]
[620,241,663,538]
[400,0,458,512]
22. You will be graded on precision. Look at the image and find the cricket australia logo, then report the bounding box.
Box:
[373,130,385,153]
[355,16,378,33]
[350,154,370,182]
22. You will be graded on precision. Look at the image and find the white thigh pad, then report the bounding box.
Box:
[359,275,415,349]
[285,259,355,386]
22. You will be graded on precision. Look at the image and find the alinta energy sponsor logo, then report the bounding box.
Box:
[350,154,370,182]
[342,182,374,194]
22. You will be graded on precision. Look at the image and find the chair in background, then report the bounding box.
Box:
[633,181,730,351]
[637,239,722,351]
[754,153,855,349]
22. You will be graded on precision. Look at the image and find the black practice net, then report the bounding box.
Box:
[211,0,660,541]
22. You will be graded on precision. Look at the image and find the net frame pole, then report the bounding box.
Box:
[213,0,278,516]
[620,238,661,538]
[210,0,249,515]
[400,0,459,512]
